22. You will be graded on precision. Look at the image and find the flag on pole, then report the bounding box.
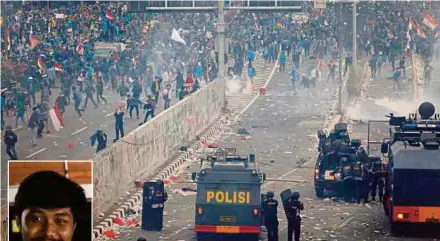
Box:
[106,11,114,20]
[422,12,437,30]
[49,106,64,131]
[76,42,84,55]
[54,63,63,72]
[252,13,259,21]
[5,27,11,51]
[408,16,415,30]
[37,56,47,74]
[171,28,186,45]
[417,24,426,38]
[30,36,40,49]
[387,28,394,39]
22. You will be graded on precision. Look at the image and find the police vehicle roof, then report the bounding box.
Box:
[198,169,261,183]
[212,162,247,171]
[391,142,440,170]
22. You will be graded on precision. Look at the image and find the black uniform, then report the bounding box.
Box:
[286,198,303,241]
[262,198,279,241]
[151,188,168,231]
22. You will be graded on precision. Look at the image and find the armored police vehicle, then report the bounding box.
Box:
[191,148,265,241]
[314,123,370,198]
[380,102,440,234]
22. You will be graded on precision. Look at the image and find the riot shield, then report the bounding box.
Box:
[280,189,292,215]
[141,182,156,230]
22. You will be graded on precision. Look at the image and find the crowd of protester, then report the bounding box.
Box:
[1,1,438,159]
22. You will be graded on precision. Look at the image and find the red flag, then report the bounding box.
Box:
[30,36,40,49]
[387,28,394,39]
[422,12,437,30]
[367,20,376,26]
[54,105,64,127]
[252,13,259,21]
[106,11,114,20]
[37,56,46,74]
[54,63,63,72]
[76,43,84,55]
[408,16,415,30]
[49,106,64,131]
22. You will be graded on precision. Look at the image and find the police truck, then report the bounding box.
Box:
[191,148,265,241]
[380,102,440,234]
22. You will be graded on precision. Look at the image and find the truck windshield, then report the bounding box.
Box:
[393,169,440,206]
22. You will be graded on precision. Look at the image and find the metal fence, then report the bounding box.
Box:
[367,120,389,155]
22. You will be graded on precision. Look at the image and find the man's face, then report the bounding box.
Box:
[21,207,75,241]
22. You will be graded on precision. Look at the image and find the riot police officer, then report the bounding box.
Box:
[151,179,168,230]
[286,192,303,241]
[262,191,279,241]
[341,157,355,201]
[370,159,381,201]
[354,161,369,204]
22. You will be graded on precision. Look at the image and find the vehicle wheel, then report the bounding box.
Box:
[315,188,324,198]
[390,222,404,236]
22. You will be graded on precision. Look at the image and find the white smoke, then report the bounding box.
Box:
[225,74,249,95]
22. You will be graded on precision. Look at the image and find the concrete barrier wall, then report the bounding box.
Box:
[92,77,225,216]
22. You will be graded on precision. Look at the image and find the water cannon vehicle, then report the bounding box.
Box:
[379,102,440,234]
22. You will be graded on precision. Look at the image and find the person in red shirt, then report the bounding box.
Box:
[184,76,194,94]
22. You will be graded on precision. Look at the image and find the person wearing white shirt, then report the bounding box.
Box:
[162,84,172,110]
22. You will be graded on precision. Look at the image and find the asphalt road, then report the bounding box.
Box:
[1,86,178,207]
[95,56,440,241]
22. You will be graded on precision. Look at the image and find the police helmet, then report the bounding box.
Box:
[266,191,274,198]
[291,192,300,199]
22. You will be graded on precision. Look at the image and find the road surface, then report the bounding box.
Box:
[1,86,178,207]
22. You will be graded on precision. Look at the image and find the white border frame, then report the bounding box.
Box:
[6,160,94,241]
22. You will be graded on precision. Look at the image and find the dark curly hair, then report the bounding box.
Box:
[14,171,88,223]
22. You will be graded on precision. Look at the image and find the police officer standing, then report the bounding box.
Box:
[285,192,303,241]
[262,191,279,241]
[151,179,168,231]
[370,159,381,201]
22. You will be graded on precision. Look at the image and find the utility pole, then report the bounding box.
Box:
[217,0,225,80]
[337,1,343,114]
[351,0,357,95]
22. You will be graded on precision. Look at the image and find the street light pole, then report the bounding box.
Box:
[217,0,225,80]
[338,1,343,114]
[352,0,357,94]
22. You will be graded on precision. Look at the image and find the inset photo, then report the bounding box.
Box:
[8,161,93,241]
